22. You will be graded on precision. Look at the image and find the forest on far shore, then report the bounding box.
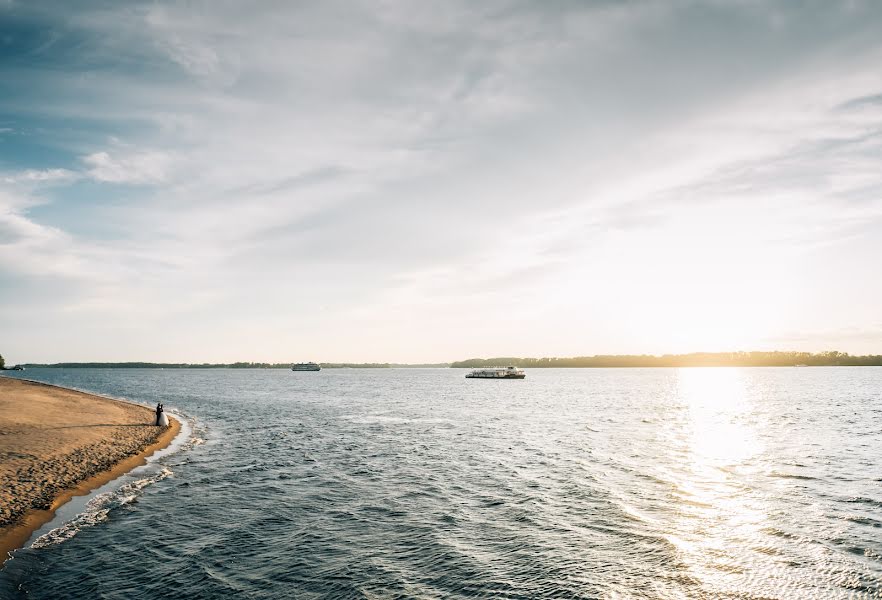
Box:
[10,351,882,370]
[450,351,882,368]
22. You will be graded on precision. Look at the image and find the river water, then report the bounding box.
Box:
[1,367,880,599]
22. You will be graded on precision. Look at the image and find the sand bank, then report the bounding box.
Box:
[0,377,180,562]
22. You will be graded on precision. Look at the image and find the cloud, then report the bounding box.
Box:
[233,166,352,197]
[835,92,882,111]
[0,189,83,279]
[0,211,42,244]
[81,150,172,184]
[767,325,882,353]
[3,1,882,360]
[2,168,78,184]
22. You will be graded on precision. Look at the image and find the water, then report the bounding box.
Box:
[1,367,881,599]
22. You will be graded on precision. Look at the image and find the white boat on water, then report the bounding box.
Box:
[292,362,321,371]
[465,366,525,379]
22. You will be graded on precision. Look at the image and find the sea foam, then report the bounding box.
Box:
[31,467,174,549]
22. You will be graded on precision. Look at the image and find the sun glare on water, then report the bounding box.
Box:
[665,368,771,592]
[678,367,760,465]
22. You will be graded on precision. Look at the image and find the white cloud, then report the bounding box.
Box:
[0,210,60,247]
[82,150,172,184]
[4,1,882,360]
[0,190,89,282]
[2,168,78,184]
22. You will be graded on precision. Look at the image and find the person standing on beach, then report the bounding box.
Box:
[155,403,163,426]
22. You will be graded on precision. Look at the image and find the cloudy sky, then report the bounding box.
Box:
[2,1,882,363]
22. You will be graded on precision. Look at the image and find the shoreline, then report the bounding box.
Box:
[0,377,182,564]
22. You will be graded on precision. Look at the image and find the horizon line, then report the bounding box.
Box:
[8,349,882,368]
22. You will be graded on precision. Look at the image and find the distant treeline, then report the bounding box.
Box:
[21,362,448,369]
[18,352,882,370]
[451,351,882,368]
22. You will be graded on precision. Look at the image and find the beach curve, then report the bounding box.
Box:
[0,376,181,563]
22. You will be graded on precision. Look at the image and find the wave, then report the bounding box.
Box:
[32,467,173,549]
[844,496,882,508]
[28,412,198,551]
[179,436,206,452]
[768,471,818,481]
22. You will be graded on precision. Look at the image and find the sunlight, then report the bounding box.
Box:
[678,367,759,465]
[665,368,768,585]
[561,209,798,355]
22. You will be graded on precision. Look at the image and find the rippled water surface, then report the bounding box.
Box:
[1,367,881,598]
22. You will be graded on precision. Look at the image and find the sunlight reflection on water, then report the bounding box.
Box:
[668,368,770,593]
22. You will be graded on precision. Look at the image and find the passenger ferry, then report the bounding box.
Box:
[291,362,322,371]
[465,366,525,379]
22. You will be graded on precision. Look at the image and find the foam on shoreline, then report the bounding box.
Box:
[0,377,183,563]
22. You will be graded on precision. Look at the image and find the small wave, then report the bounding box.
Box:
[180,437,205,452]
[341,414,410,425]
[673,494,714,509]
[31,467,173,549]
[761,526,798,540]
[840,515,882,527]
[768,471,818,481]
[844,496,882,508]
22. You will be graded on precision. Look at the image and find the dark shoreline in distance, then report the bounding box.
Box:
[452,351,882,368]
[14,351,882,369]
[16,362,448,369]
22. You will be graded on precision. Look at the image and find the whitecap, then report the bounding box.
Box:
[31,467,174,549]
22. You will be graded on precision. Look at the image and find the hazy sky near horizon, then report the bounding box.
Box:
[2,1,882,363]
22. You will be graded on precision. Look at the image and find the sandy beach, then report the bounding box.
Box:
[0,377,179,561]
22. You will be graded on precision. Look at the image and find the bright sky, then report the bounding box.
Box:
[2,1,882,363]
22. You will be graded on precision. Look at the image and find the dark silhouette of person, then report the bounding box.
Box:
[155,402,163,426]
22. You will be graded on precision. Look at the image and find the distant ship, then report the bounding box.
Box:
[465,366,525,379]
[292,362,321,371]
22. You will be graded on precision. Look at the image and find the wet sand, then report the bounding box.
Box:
[0,377,179,561]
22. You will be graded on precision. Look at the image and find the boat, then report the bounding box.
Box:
[292,362,321,371]
[465,366,525,379]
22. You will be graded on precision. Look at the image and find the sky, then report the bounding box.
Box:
[2,1,882,364]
